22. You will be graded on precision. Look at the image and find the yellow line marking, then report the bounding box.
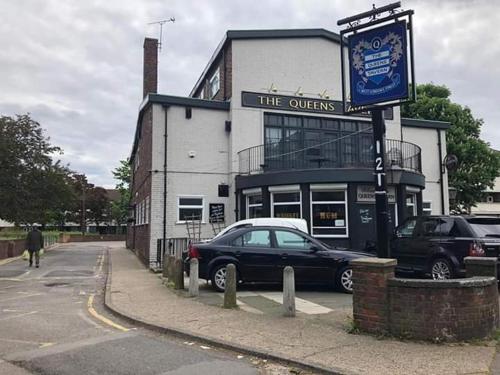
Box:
[39,342,54,348]
[87,294,129,332]
[0,256,23,266]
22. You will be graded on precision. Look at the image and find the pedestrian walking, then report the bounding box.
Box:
[26,226,44,268]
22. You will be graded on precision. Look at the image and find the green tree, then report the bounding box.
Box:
[401,84,500,212]
[86,186,110,229]
[0,114,75,225]
[110,159,131,227]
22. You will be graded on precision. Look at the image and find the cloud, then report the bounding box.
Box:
[1,0,498,189]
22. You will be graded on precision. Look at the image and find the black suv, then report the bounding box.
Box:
[391,215,500,279]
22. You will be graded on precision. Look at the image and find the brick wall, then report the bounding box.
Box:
[130,105,153,266]
[388,278,498,341]
[351,257,499,342]
[194,43,232,101]
[143,38,158,98]
[0,240,25,259]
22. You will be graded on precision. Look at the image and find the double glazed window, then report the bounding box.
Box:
[406,193,417,217]
[310,189,347,237]
[208,68,220,99]
[271,191,301,219]
[178,196,204,222]
[247,195,263,218]
[263,113,372,170]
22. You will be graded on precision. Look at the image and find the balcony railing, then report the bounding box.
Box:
[238,138,421,175]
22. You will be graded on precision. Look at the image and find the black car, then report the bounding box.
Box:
[391,215,500,279]
[185,226,373,293]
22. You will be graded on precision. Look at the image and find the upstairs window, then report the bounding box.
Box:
[208,68,220,99]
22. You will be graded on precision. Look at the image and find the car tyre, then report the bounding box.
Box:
[430,258,454,280]
[211,264,229,292]
[336,266,353,294]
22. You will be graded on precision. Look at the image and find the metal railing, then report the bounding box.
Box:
[238,138,421,175]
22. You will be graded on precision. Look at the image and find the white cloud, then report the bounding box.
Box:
[1,0,499,188]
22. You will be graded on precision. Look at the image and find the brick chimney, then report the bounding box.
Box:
[143,38,158,98]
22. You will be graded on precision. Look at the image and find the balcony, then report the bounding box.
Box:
[238,138,421,175]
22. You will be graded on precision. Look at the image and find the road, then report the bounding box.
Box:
[0,242,295,375]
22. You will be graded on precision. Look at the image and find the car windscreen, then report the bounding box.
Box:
[466,218,500,238]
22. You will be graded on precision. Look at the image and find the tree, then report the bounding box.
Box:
[110,159,131,227]
[0,114,75,225]
[401,84,500,212]
[86,186,110,229]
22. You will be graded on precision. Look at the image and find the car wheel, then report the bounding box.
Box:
[430,258,453,280]
[211,264,228,292]
[336,266,353,294]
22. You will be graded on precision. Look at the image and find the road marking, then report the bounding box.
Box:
[0,256,23,266]
[0,311,38,321]
[258,292,332,314]
[0,293,43,302]
[87,294,129,332]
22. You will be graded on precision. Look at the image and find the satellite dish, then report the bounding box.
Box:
[443,154,459,172]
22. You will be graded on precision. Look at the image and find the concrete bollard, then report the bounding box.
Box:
[224,264,237,309]
[188,258,199,297]
[283,266,296,317]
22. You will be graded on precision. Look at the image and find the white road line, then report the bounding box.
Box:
[0,293,43,302]
[216,294,263,314]
[0,311,38,321]
[258,292,332,314]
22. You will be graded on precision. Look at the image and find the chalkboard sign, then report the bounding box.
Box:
[209,203,225,223]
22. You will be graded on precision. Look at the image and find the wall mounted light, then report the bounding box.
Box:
[268,83,278,93]
[295,87,303,96]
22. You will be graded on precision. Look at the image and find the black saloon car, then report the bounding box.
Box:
[391,215,500,279]
[185,226,373,293]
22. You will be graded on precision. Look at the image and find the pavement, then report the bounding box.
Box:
[106,245,499,375]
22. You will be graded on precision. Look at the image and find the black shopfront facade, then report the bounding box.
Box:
[235,92,425,251]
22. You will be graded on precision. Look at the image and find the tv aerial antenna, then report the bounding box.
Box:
[148,17,175,51]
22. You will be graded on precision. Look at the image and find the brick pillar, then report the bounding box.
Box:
[143,38,158,98]
[351,258,396,334]
[465,257,498,278]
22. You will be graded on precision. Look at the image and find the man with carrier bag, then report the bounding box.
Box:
[26,226,44,268]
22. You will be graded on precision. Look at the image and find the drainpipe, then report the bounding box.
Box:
[162,105,169,260]
[437,129,445,214]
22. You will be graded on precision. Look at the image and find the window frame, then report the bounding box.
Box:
[270,190,302,219]
[246,194,263,219]
[422,201,432,215]
[177,195,205,224]
[208,68,220,99]
[310,187,348,238]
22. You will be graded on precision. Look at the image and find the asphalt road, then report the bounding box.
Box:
[0,243,296,375]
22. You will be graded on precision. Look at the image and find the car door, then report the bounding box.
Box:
[231,229,280,282]
[272,229,331,283]
[407,217,442,271]
[391,217,418,270]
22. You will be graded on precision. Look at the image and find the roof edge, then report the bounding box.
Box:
[189,28,342,98]
[401,117,451,130]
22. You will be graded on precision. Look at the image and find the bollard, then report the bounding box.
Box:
[283,266,296,317]
[188,258,199,297]
[173,258,185,290]
[162,254,169,279]
[224,264,237,309]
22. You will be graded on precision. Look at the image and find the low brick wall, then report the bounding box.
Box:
[351,257,499,342]
[0,239,26,259]
[66,234,126,242]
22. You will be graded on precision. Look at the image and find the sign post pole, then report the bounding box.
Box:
[372,109,390,258]
[338,2,415,259]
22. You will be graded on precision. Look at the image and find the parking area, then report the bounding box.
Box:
[183,277,353,317]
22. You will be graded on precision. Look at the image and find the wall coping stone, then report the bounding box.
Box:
[464,256,498,265]
[350,257,397,268]
[387,276,496,289]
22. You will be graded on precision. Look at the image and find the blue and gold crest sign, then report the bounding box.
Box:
[348,21,408,107]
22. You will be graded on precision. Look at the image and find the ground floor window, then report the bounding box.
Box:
[423,201,432,215]
[406,193,417,217]
[271,190,301,219]
[178,196,204,222]
[310,187,348,237]
[247,194,263,218]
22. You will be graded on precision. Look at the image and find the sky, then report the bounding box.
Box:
[1,0,498,188]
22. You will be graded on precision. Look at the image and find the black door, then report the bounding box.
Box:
[231,229,280,282]
[272,229,331,283]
